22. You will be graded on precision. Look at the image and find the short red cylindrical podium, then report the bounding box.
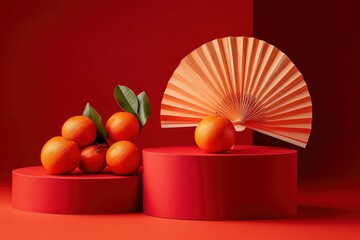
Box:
[12,167,141,214]
[143,145,297,220]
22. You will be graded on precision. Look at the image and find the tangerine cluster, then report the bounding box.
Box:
[40,85,150,175]
[41,112,141,175]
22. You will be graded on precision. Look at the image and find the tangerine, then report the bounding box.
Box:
[106,140,141,175]
[40,136,81,174]
[106,112,140,142]
[79,144,108,174]
[195,115,236,153]
[61,116,97,148]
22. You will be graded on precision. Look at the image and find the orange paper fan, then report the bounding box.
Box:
[160,36,312,148]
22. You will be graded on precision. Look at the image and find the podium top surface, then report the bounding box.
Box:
[143,145,296,156]
[12,166,139,180]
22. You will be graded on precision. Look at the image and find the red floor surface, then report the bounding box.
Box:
[1,183,360,240]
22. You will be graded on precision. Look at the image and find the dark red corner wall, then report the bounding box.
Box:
[0,0,253,182]
[254,0,360,185]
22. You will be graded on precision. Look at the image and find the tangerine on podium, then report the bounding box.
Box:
[12,167,141,214]
[143,145,297,220]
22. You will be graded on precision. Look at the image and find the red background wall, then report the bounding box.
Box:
[1,0,359,188]
[254,0,360,186]
[0,0,253,182]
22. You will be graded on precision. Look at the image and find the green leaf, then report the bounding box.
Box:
[114,85,139,115]
[83,103,107,144]
[137,91,151,127]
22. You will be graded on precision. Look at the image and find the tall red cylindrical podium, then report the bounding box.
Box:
[142,145,297,220]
